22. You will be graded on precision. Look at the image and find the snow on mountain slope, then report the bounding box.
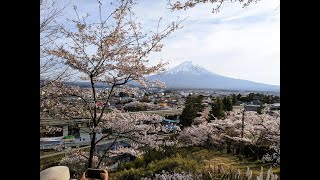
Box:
[165,61,210,75]
[164,61,224,77]
[147,61,279,92]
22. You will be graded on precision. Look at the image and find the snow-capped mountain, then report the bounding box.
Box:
[148,61,280,92]
[165,61,213,75]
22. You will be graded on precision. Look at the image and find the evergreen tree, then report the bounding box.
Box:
[194,95,205,112]
[180,95,205,127]
[209,98,225,120]
[231,94,238,105]
[248,93,255,102]
[223,96,233,111]
[180,103,197,127]
[237,93,242,101]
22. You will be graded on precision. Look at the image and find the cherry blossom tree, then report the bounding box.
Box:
[40,0,71,86]
[178,109,280,161]
[44,0,183,170]
[40,1,74,131]
[167,0,261,13]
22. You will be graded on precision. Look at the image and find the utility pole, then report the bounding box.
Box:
[239,109,245,155]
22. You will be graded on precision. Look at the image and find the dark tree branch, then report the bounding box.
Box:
[96,137,118,168]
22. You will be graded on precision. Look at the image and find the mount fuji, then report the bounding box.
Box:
[147,61,279,92]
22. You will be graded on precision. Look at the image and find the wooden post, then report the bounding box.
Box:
[239,109,245,155]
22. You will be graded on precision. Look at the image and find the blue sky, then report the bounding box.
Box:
[60,0,280,86]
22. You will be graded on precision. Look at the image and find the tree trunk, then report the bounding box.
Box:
[88,132,96,168]
[236,146,240,155]
[227,142,231,153]
[88,75,97,168]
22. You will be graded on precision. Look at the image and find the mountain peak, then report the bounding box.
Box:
[147,60,280,91]
[165,61,212,75]
[180,61,193,65]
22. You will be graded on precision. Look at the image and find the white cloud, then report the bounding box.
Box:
[135,0,280,85]
[57,0,280,85]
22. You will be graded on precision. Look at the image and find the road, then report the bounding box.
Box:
[40,138,126,159]
[40,109,183,126]
[40,140,93,150]
[40,132,174,159]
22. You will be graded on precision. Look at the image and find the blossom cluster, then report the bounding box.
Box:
[178,109,280,161]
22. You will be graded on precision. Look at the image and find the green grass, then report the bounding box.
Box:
[40,149,57,156]
[183,148,279,176]
[110,147,280,179]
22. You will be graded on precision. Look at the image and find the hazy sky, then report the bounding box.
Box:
[62,0,280,86]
